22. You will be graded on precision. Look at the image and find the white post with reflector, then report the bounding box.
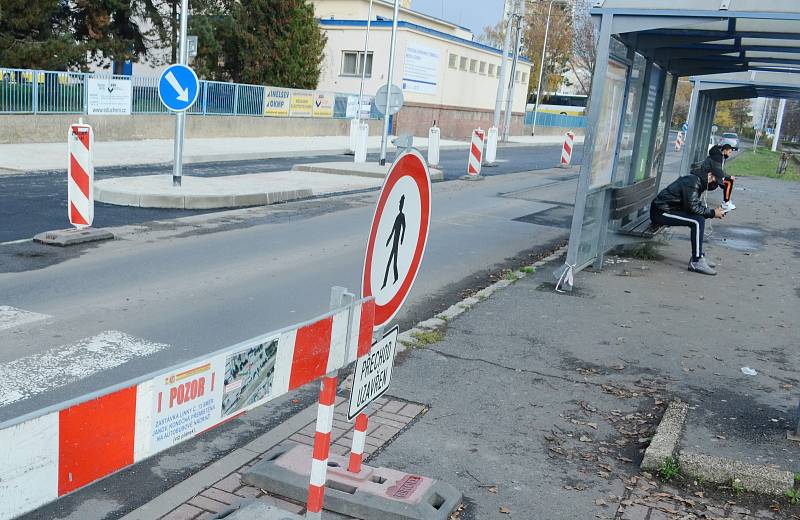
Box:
[560,131,575,167]
[427,125,440,167]
[349,118,360,154]
[68,124,94,228]
[354,122,369,163]
[467,128,485,177]
[484,126,498,167]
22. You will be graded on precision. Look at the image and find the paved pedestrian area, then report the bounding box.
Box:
[153,396,426,520]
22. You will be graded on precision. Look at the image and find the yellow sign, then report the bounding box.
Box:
[264,88,291,117]
[312,93,334,118]
[290,92,313,117]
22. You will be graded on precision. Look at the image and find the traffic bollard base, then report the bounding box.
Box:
[242,443,462,520]
[34,227,114,247]
[459,175,485,181]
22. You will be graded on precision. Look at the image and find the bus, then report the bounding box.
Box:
[526,93,588,116]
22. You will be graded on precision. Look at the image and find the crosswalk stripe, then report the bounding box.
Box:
[0,331,171,408]
[0,306,49,332]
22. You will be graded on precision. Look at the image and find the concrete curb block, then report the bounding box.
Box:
[640,400,688,471]
[95,187,314,209]
[678,451,794,496]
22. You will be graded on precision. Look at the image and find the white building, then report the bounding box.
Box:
[312,0,532,137]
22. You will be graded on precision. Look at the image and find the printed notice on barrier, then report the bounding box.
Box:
[290,92,313,117]
[313,92,334,118]
[264,88,291,117]
[348,326,398,420]
[87,77,132,115]
[402,43,440,96]
[222,336,279,417]
[150,357,224,453]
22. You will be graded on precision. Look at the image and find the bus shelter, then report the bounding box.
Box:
[558,1,800,290]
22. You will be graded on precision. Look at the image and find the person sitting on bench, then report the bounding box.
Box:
[650,159,726,275]
[708,143,736,211]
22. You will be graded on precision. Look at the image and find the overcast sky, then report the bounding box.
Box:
[411,0,504,37]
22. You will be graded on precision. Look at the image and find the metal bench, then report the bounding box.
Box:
[610,177,665,239]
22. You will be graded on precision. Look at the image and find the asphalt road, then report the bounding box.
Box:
[0,143,582,243]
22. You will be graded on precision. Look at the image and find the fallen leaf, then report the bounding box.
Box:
[488,486,498,494]
[499,506,511,514]
[587,422,598,430]
[595,498,607,507]
[580,436,593,442]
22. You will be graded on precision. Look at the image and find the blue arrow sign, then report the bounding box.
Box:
[682,122,689,132]
[158,64,199,112]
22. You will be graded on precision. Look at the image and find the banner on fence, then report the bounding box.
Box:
[264,88,291,117]
[87,77,132,115]
[346,96,360,119]
[313,93,335,118]
[402,43,440,96]
[291,92,314,117]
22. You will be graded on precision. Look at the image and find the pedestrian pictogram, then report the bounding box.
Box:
[158,64,199,112]
[362,149,432,329]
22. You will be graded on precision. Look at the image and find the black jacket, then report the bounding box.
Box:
[708,145,725,164]
[651,169,716,218]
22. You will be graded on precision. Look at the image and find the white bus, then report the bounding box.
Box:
[527,93,588,116]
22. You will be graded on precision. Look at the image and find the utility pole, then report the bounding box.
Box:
[493,0,515,129]
[357,0,374,122]
[502,0,524,142]
[172,0,189,187]
[379,0,401,166]
[772,98,786,152]
[532,0,557,136]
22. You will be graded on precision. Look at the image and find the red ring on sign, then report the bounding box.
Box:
[362,151,431,329]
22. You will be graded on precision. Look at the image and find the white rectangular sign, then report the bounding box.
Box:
[402,43,440,96]
[87,77,132,115]
[348,326,398,420]
[346,95,359,119]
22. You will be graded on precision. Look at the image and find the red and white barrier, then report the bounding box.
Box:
[675,131,685,151]
[467,128,485,176]
[0,298,375,520]
[560,131,575,167]
[68,124,94,228]
[347,413,369,473]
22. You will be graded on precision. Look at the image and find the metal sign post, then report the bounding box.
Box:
[379,0,401,166]
[173,0,190,187]
[358,0,374,123]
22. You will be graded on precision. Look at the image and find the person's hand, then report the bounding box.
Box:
[714,207,725,219]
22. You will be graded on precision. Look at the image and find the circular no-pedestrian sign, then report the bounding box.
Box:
[362,149,432,329]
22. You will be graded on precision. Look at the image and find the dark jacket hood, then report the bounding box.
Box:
[690,164,709,191]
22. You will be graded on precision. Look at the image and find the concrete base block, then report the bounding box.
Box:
[678,451,794,495]
[215,500,303,520]
[34,227,114,246]
[641,400,688,471]
[242,444,461,520]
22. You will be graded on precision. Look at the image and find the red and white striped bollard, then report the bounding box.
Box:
[68,124,94,228]
[347,412,369,473]
[560,131,575,167]
[467,128,485,177]
[675,131,684,152]
[306,373,338,519]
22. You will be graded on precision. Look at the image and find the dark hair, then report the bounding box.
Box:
[720,144,733,151]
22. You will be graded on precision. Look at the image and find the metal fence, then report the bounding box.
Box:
[524,111,587,129]
[0,67,379,119]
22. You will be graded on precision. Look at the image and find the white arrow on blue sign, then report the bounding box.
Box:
[682,122,689,132]
[158,64,200,112]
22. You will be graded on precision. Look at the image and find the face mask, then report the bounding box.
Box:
[708,180,719,191]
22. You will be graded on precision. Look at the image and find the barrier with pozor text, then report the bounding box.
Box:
[0,296,375,520]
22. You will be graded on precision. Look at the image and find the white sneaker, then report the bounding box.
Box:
[689,257,717,276]
[721,201,736,211]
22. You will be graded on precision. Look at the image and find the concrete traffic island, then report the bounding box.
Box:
[94,171,383,209]
[292,162,445,182]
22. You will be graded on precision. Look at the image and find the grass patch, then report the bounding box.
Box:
[730,477,744,496]
[411,329,444,346]
[520,266,536,274]
[787,488,800,505]
[658,457,681,482]
[726,147,800,181]
[626,241,662,261]
[504,271,520,282]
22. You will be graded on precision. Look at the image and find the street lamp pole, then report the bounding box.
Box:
[379,0,400,166]
[172,0,189,187]
[531,0,555,136]
[357,0,374,122]
[502,3,524,143]
[493,0,515,130]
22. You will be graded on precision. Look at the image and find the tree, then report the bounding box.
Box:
[671,80,693,128]
[0,0,87,70]
[189,0,326,88]
[72,0,152,73]
[569,0,596,95]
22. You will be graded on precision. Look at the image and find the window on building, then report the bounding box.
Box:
[515,71,521,83]
[479,61,487,75]
[521,72,528,84]
[488,63,496,76]
[341,51,373,77]
[470,59,478,73]
[459,56,468,71]
[449,54,458,69]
